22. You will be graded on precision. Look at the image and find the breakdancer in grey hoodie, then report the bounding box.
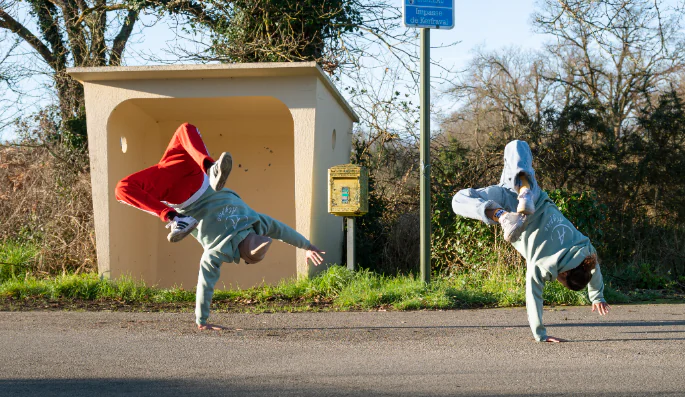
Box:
[452,140,610,342]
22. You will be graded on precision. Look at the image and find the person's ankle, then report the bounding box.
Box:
[166,211,179,221]
[203,159,214,174]
[486,208,506,222]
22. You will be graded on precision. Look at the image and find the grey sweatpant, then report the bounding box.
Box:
[452,140,541,224]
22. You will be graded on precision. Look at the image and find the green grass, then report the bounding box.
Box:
[0,240,40,283]
[0,265,664,312]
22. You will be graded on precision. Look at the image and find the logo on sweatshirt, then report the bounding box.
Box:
[544,214,573,244]
[552,224,573,244]
[217,205,247,230]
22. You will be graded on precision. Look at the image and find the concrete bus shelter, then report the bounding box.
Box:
[68,62,358,289]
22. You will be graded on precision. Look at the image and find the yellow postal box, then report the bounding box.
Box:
[328,164,369,216]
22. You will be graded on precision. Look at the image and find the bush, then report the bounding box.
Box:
[0,142,95,276]
[381,212,420,274]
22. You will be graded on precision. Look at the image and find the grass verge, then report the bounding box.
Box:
[0,240,39,282]
[1,265,681,313]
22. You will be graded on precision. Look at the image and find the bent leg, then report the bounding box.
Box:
[115,165,175,222]
[500,140,541,199]
[516,172,536,215]
[518,173,531,192]
[162,123,215,172]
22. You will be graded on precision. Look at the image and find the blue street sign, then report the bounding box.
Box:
[404,0,454,29]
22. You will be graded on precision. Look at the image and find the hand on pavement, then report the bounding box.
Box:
[592,302,611,316]
[306,245,325,266]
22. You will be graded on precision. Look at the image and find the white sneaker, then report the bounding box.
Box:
[209,152,232,191]
[517,188,535,215]
[499,212,526,243]
[165,215,198,242]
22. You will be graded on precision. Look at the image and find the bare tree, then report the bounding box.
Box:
[445,0,685,149]
[0,0,143,148]
[533,0,685,140]
[0,32,28,134]
[445,47,557,146]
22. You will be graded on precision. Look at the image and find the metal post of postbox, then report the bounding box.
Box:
[347,217,355,271]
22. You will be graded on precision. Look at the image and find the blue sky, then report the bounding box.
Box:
[421,0,545,69]
[0,0,546,141]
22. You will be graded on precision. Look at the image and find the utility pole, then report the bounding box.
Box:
[419,28,431,283]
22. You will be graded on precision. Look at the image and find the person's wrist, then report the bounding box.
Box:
[487,208,506,222]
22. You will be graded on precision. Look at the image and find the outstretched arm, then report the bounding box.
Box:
[588,263,610,315]
[254,213,324,265]
[255,213,310,249]
[452,186,511,225]
[195,250,224,329]
[526,265,550,342]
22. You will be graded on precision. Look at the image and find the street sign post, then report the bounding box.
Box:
[403,0,454,283]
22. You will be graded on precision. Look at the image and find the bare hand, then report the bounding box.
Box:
[305,244,325,266]
[592,302,611,316]
[197,323,226,331]
[545,336,565,343]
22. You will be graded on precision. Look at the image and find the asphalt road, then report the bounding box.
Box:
[1,304,684,396]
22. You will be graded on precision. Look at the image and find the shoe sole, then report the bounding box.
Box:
[168,219,199,243]
[211,152,233,191]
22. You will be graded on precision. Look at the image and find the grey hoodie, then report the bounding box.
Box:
[452,140,605,341]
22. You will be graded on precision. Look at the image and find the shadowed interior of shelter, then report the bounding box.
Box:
[106,96,296,289]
